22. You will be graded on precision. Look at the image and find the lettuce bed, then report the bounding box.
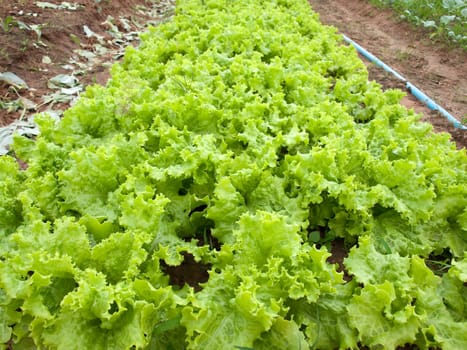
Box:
[1,0,466,349]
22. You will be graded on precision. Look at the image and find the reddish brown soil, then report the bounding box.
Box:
[309,0,467,149]
[0,0,173,126]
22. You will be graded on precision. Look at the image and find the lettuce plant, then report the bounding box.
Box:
[1,0,466,349]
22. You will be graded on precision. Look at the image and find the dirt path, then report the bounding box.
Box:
[0,0,174,123]
[309,0,467,149]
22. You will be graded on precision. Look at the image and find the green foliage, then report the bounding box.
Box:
[1,16,16,33]
[1,0,466,348]
[370,0,467,49]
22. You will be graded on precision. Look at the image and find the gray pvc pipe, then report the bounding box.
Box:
[342,35,467,130]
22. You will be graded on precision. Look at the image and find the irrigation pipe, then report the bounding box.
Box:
[342,35,467,130]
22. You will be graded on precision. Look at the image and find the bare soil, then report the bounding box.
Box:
[309,0,467,149]
[0,0,174,126]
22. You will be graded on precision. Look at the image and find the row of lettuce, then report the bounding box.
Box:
[370,0,467,48]
[1,0,466,349]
